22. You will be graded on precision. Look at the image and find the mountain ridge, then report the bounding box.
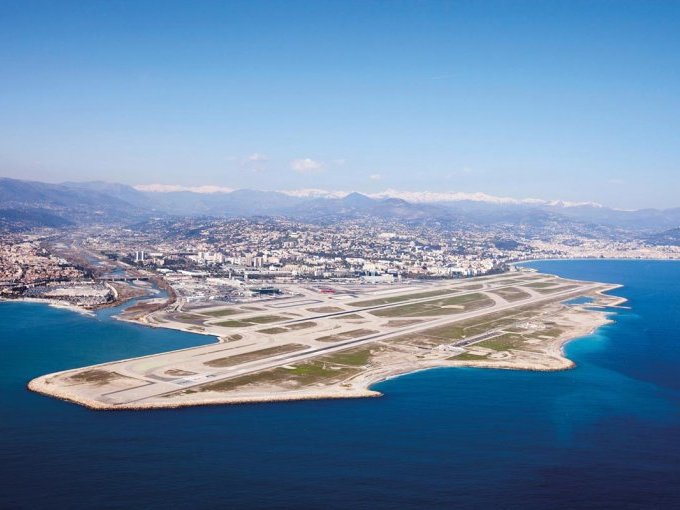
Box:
[1,177,679,236]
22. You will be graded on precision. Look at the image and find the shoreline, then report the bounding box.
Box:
[516,256,680,264]
[1,296,96,316]
[26,378,382,411]
[1,278,171,319]
[27,285,626,411]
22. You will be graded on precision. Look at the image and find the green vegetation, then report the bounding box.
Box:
[316,328,377,342]
[529,326,564,338]
[216,315,285,327]
[438,311,533,339]
[421,323,466,340]
[384,319,423,327]
[193,370,284,392]
[322,348,372,366]
[459,284,483,290]
[167,312,208,326]
[525,282,559,289]
[474,333,525,351]
[391,332,447,348]
[449,352,489,361]
[165,368,196,376]
[204,344,306,367]
[349,288,456,307]
[285,363,329,377]
[69,369,121,385]
[390,296,572,348]
[258,322,317,334]
[534,284,579,294]
[281,361,358,384]
[216,320,252,328]
[307,306,345,313]
[498,278,534,284]
[370,293,493,318]
[258,327,289,335]
[331,313,365,320]
[458,308,540,335]
[202,308,241,317]
[490,287,531,302]
[194,360,359,393]
[248,315,286,324]
[176,313,205,321]
[287,321,317,331]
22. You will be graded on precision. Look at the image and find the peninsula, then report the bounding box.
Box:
[28,270,624,409]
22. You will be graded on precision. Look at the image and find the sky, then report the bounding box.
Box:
[1,0,679,209]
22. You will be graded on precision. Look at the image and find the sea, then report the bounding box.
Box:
[1,260,679,509]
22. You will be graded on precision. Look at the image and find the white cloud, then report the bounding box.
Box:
[247,153,268,162]
[135,183,602,208]
[369,189,536,204]
[241,153,268,172]
[280,188,349,199]
[290,158,325,174]
[368,189,601,207]
[280,187,602,207]
[134,184,233,194]
[369,174,382,181]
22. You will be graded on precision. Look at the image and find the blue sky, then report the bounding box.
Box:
[1,1,679,208]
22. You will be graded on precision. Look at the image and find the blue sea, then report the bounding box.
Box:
[2,260,680,509]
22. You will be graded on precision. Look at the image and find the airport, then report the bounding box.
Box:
[29,269,624,409]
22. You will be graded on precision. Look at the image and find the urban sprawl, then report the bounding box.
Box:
[1,217,678,308]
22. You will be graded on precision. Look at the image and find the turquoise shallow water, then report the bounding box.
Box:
[1,260,680,509]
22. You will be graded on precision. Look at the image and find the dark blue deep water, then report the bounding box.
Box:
[2,260,680,509]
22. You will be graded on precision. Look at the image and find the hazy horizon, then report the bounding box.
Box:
[2,1,680,209]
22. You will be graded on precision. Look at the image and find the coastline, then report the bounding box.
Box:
[1,277,173,320]
[516,256,680,264]
[27,284,626,411]
[8,246,680,508]
[1,296,96,316]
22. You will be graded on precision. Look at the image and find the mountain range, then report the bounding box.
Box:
[1,177,679,241]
